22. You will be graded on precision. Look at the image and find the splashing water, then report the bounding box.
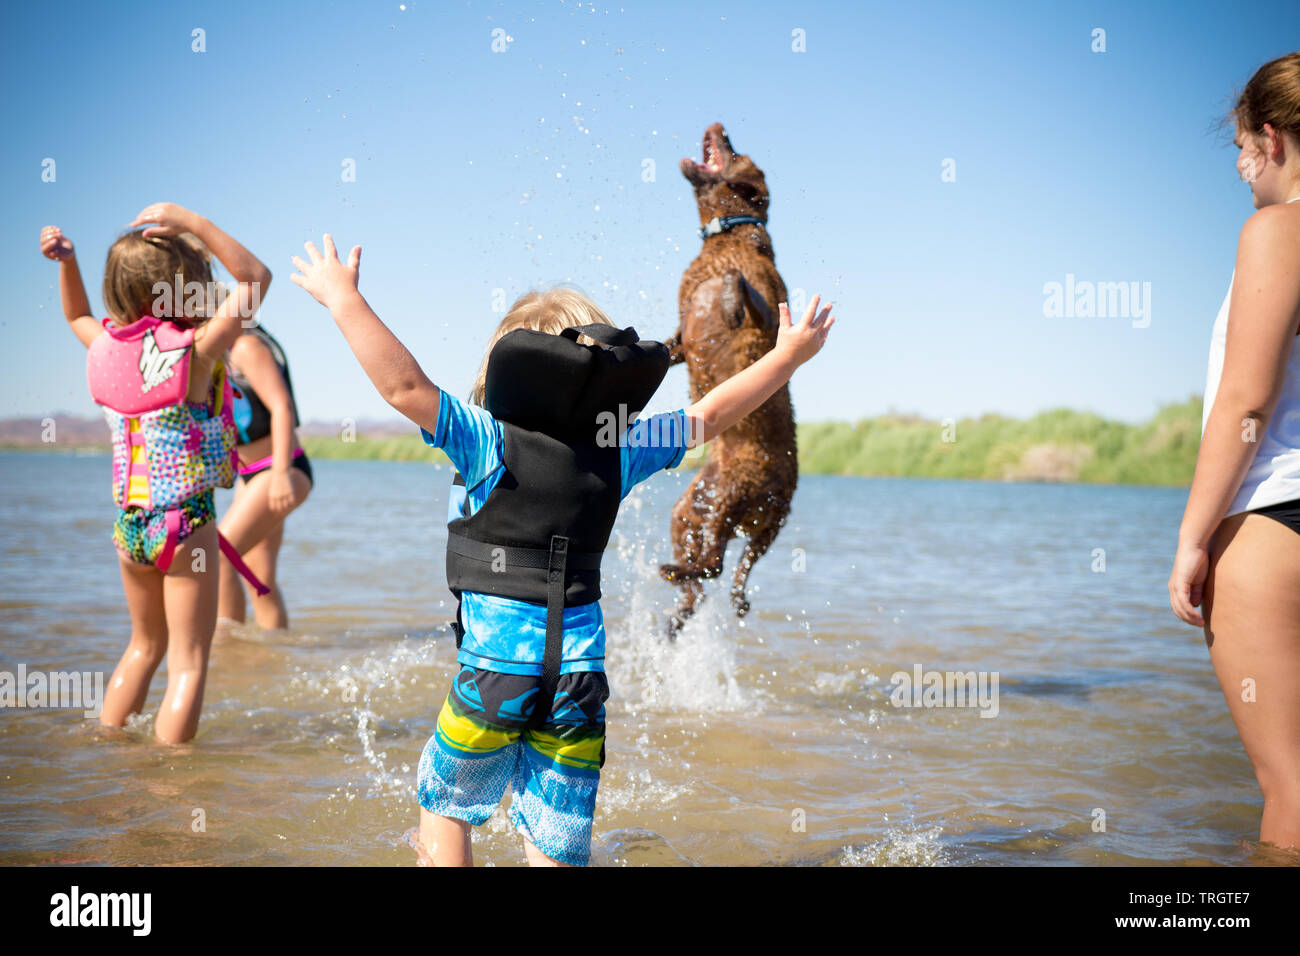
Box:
[287,638,444,799]
[839,826,951,867]
[604,487,755,715]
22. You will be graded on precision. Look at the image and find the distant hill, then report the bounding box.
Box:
[1,399,1204,486]
[0,416,110,449]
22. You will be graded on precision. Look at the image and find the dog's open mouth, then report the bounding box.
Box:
[683,125,730,180]
[702,131,723,173]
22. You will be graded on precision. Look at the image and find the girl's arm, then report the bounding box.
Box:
[290,235,441,435]
[39,226,102,348]
[128,203,272,361]
[230,334,299,513]
[684,294,835,447]
[1169,205,1300,625]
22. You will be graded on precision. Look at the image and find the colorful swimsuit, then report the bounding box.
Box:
[87,316,267,591]
[113,490,216,566]
[110,400,221,566]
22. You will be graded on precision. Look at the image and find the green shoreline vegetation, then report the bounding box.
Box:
[4,398,1203,486]
[298,397,1203,486]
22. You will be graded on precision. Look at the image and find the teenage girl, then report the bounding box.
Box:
[1169,52,1300,852]
[216,325,312,630]
[41,203,272,744]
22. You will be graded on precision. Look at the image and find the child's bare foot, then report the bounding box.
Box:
[403,826,435,866]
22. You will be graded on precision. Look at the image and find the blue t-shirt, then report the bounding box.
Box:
[423,387,688,676]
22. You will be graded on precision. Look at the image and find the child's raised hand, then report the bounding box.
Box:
[40,226,74,261]
[130,202,200,238]
[290,234,362,311]
[775,294,835,366]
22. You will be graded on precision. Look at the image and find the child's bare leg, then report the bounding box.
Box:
[216,546,247,624]
[419,808,472,866]
[101,556,169,728]
[523,836,572,867]
[216,476,254,623]
[242,523,291,630]
[156,522,220,744]
[218,468,311,630]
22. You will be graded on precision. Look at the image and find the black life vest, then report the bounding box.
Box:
[230,327,299,445]
[444,323,670,727]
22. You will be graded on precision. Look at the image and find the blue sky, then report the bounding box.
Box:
[3,0,1297,426]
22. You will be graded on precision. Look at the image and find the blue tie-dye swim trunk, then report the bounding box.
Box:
[417,665,609,866]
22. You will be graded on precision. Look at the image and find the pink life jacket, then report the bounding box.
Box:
[87,316,269,594]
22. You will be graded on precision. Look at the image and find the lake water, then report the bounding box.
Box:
[0,451,1277,866]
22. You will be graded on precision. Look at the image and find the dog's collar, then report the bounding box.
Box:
[699,216,767,239]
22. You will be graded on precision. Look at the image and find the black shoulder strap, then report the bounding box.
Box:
[254,327,288,366]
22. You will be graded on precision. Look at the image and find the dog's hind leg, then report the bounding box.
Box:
[729,509,786,617]
[660,469,732,584]
[665,578,703,640]
[664,520,736,638]
[660,463,736,637]
[661,468,708,637]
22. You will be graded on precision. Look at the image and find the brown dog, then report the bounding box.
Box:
[660,123,797,636]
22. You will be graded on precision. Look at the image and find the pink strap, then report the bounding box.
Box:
[218,533,271,596]
[238,447,304,476]
[154,513,269,597]
[154,509,183,573]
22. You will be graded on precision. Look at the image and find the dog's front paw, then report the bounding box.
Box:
[731,591,751,617]
[659,562,683,582]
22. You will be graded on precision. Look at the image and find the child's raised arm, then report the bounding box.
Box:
[40,226,102,348]
[128,203,272,361]
[684,294,835,448]
[291,234,441,435]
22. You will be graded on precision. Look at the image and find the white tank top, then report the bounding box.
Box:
[1202,196,1300,515]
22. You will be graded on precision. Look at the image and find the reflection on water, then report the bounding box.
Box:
[0,451,1277,865]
